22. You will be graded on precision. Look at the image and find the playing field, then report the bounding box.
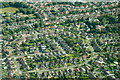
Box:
[0,7,18,14]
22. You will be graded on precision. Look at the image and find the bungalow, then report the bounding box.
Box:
[45,22,51,25]
[41,45,46,50]
[82,54,87,59]
[80,67,86,72]
[88,72,96,78]
[18,56,27,67]
[96,25,106,31]
[17,40,23,45]
[75,68,80,72]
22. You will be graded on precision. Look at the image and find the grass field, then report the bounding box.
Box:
[0,7,18,14]
[19,14,36,18]
[65,54,74,57]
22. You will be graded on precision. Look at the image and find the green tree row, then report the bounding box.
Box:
[2,2,28,8]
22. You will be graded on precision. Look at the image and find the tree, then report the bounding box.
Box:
[59,8,66,12]
[34,23,39,28]
[34,13,40,18]
[14,2,22,8]
[32,10,35,14]
[16,18,20,22]
[118,14,120,23]
[15,10,20,13]
[26,9,32,14]
[13,2,28,8]
[74,2,83,6]
[2,2,10,8]
[19,8,27,14]
[6,18,13,23]
[101,18,107,25]
[20,17,25,21]
[2,2,28,8]
[9,2,15,7]
[25,17,29,20]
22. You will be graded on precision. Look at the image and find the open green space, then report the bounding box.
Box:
[0,7,18,13]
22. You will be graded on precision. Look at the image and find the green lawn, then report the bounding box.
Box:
[65,54,74,57]
[0,7,18,14]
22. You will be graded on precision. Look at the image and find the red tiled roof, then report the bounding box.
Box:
[75,68,80,72]
[82,55,87,59]
[17,40,23,45]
